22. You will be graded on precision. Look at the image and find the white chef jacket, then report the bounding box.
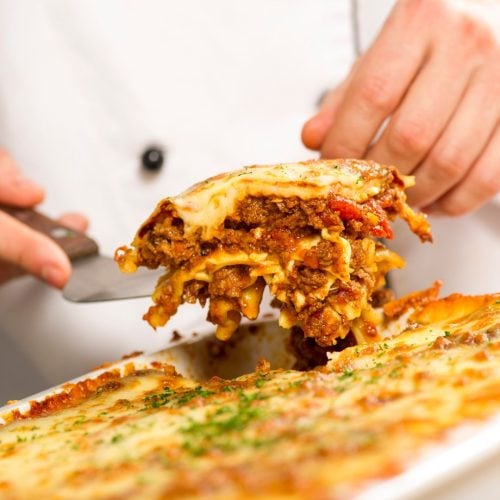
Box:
[0,0,498,400]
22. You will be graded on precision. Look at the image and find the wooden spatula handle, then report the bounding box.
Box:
[0,205,99,261]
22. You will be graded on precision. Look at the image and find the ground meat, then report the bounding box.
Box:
[138,211,202,268]
[234,194,397,244]
[274,201,309,228]
[183,280,209,305]
[330,282,362,306]
[317,240,342,268]
[263,227,314,255]
[139,191,402,345]
[143,193,396,272]
[301,240,344,272]
[293,267,328,292]
[208,266,253,298]
[236,197,271,226]
[234,196,344,232]
[298,304,349,347]
[299,198,331,229]
[216,228,261,253]
[347,239,361,268]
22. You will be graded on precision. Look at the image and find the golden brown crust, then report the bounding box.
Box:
[383,280,443,318]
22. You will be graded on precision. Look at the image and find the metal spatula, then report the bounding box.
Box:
[1,206,162,302]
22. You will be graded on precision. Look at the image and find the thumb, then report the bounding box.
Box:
[301,81,348,151]
[0,211,71,288]
[0,152,45,207]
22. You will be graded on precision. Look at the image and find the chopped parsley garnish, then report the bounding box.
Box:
[388,367,402,379]
[111,434,124,444]
[254,372,270,388]
[255,378,266,388]
[180,389,269,456]
[176,387,215,406]
[339,369,354,381]
[144,386,215,409]
[144,387,176,408]
[72,415,87,425]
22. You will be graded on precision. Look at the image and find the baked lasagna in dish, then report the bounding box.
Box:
[116,159,431,346]
[1,293,499,498]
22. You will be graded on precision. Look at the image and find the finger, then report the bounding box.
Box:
[0,211,71,288]
[0,156,44,207]
[301,61,363,152]
[407,64,500,207]
[427,124,500,216]
[58,212,89,233]
[0,174,45,206]
[366,39,474,175]
[0,148,20,175]
[319,1,431,159]
[302,82,348,151]
[0,212,88,285]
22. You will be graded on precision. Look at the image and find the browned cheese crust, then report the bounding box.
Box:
[116,159,431,346]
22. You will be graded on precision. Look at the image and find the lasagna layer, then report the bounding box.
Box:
[116,159,431,346]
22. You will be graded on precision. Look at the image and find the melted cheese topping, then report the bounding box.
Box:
[146,159,415,239]
[1,294,499,498]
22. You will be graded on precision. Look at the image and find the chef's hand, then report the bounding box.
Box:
[0,150,88,288]
[302,0,500,215]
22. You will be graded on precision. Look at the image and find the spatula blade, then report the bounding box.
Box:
[63,255,162,302]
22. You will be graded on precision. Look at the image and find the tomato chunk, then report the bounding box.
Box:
[370,219,394,239]
[327,199,363,221]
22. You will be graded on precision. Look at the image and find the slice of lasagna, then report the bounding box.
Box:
[116,159,431,346]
